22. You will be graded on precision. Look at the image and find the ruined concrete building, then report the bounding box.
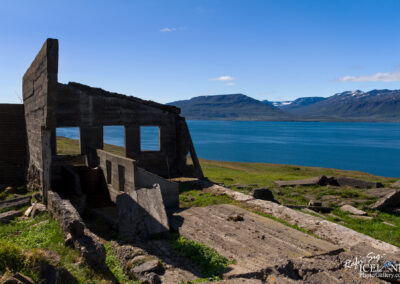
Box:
[0,38,203,237]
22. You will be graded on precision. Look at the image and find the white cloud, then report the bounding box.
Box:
[160,27,176,32]
[338,71,400,82]
[210,75,235,82]
[225,82,235,86]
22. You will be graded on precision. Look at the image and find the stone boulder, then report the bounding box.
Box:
[335,177,383,189]
[31,203,47,218]
[339,205,367,216]
[308,200,322,207]
[110,241,163,283]
[251,188,277,202]
[371,190,400,210]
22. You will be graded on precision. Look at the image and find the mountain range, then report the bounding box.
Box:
[168,89,400,122]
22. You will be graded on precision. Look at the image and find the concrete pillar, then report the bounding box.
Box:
[50,128,57,155]
[80,126,103,167]
[41,128,52,203]
[125,125,140,158]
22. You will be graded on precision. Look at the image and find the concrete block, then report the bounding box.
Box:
[117,184,169,240]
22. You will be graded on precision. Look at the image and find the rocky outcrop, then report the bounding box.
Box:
[110,241,163,283]
[46,190,106,270]
[339,204,367,216]
[371,190,400,210]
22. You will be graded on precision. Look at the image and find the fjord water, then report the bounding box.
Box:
[57,121,400,177]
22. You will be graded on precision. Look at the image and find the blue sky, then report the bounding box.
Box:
[1,0,400,104]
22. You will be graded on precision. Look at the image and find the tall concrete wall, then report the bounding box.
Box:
[56,82,199,178]
[21,38,203,196]
[22,39,58,197]
[0,104,27,185]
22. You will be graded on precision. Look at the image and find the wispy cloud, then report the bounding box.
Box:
[160,27,176,32]
[225,82,235,86]
[338,71,400,82]
[210,75,235,82]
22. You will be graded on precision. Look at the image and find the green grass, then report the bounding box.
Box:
[0,213,133,283]
[179,190,239,208]
[324,209,400,247]
[57,136,124,156]
[0,241,35,280]
[0,185,31,201]
[168,234,233,279]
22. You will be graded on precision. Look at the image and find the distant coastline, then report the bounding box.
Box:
[168,89,400,122]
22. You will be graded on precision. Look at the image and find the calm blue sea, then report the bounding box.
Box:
[57,121,400,177]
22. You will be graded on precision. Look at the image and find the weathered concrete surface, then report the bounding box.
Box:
[23,39,58,198]
[391,180,400,189]
[335,176,383,189]
[274,176,328,187]
[117,184,169,240]
[0,210,23,223]
[365,187,396,198]
[171,204,340,276]
[339,204,367,216]
[171,204,382,282]
[207,184,400,256]
[371,189,400,210]
[135,167,179,208]
[0,196,31,211]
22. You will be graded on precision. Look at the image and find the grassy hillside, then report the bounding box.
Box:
[56,136,400,247]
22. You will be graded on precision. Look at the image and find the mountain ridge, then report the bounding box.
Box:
[168,89,400,121]
[168,93,292,121]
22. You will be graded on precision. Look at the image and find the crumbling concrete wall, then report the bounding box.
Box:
[22,39,58,198]
[0,104,27,185]
[55,82,200,178]
[22,38,203,201]
[97,149,136,202]
[135,167,179,208]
